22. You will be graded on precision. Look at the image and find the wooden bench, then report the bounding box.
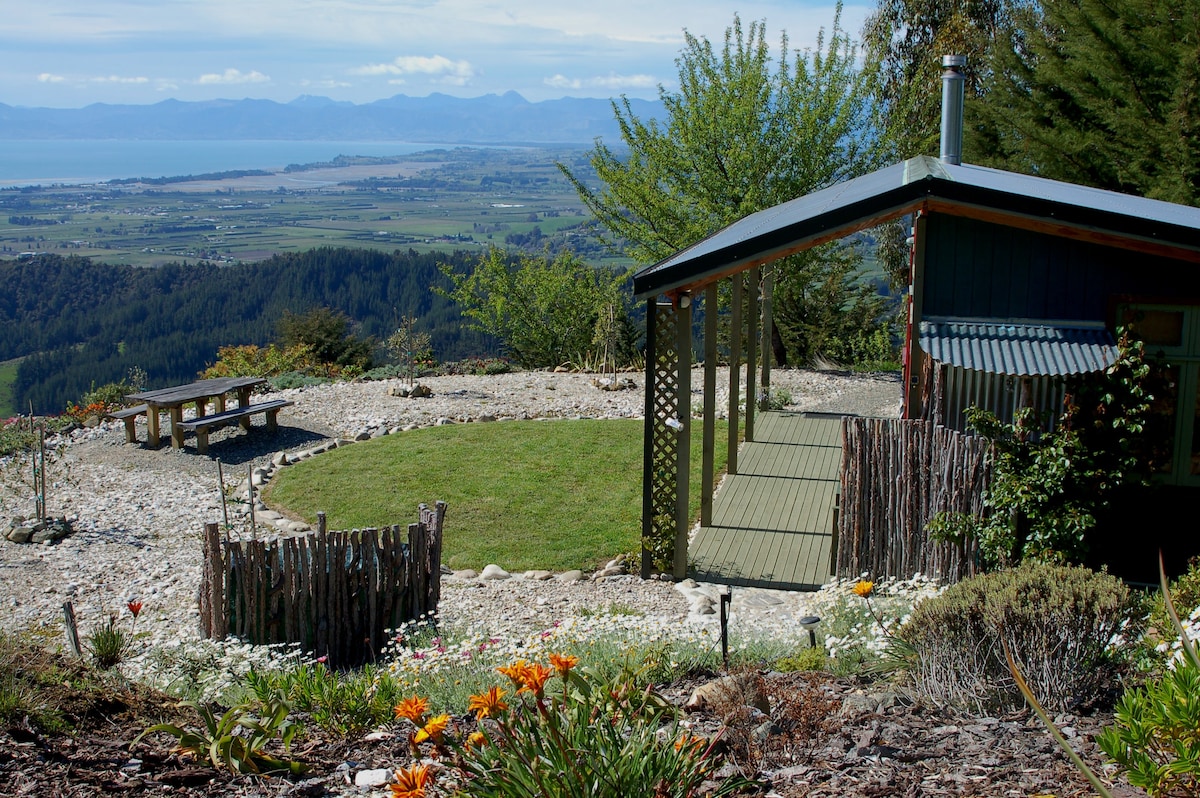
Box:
[176,399,294,454]
[106,404,150,444]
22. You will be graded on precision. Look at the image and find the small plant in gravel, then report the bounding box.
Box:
[85,600,142,670]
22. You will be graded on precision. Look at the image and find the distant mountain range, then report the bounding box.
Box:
[0,92,665,144]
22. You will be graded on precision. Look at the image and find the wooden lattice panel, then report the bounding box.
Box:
[648,302,680,552]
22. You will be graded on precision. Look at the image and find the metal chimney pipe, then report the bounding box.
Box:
[940,54,966,165]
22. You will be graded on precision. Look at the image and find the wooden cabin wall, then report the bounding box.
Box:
[921,215,1200,322]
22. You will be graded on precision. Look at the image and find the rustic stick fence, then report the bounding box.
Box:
[199,501,445,667]
[837,418,990,583]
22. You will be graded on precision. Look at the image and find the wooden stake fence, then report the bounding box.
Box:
[199,501,445,667]
[838,418,990,583]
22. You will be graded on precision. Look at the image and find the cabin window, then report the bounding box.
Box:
[1122,303,1200,485]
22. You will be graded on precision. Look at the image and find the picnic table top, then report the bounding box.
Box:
[126,376,266,407]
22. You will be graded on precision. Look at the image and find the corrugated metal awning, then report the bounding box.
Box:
[918,320,1118,376]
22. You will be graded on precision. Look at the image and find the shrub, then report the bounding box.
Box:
[1138,558,1200,672]
[898,561,1136,713]
[203,343,320,379]
[268,371,329,390]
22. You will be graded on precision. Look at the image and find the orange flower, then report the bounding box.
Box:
[413,713,450,744]
[126,600,143,618]
[394,695,429,724]
[675,734,706,754]
[548,653,579,675]
[466,730,486,748]
[853,580,874,598]
[518,662,553,696]
[391,763,433,798]
[497,659,532,687]
[467,686,508,720]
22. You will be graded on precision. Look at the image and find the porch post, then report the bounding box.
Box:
[640,298,658,579]
[701,283,718,527]
[727,275,743,475]
[674,296,693,580]
[745,266,760,441]
[761,265,774,405]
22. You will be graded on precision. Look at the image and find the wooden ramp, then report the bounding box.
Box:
[690,412,842,590]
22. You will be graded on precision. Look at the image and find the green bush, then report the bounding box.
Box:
[898,561,1136,713]
[268,371,330,390]
[203,343,320,379]
[1098,656,1200,796]
[1139,558,1200,671]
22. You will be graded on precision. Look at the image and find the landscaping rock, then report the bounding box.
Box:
[479,564,510,580]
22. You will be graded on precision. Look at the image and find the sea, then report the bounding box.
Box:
[0,140,445,188]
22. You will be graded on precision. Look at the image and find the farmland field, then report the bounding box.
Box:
[0,147,630,269]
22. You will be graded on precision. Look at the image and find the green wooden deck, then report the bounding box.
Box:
[690,412,842,590]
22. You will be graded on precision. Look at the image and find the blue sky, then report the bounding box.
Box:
[6,1,871,108]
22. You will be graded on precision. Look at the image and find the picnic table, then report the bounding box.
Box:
[124,376,273,450]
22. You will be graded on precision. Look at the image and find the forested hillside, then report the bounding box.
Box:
[3,248,497,414]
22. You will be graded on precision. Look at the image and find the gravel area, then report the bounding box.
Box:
[0,367,900,649]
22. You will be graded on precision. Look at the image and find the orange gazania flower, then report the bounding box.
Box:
[127,600,143,618]
[853,580,874,598]
[675,734,706,754]
[497,659,532,688]
[467,686,508,720]
[466,730,486,748]
[518,662,553,696]
[391,763,433,798]
[394,695,430,724]
[413,713,450,744]
[548,653,579,675]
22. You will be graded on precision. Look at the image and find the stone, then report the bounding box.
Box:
[557,569,585,583]
[271,451,288,467]
[7,527,33,544]
[354,768,392,787]
[451,569,478,580]
[592,566,625,579]
[690,597,717,615]
[523,570,554,581]
[354,431,371,441]
[479,564,510,580]
[686,674,770,715]
[478,414,497,423]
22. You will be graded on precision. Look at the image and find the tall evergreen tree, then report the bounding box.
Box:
[972,0,1200,206]
[864,0,1028,159]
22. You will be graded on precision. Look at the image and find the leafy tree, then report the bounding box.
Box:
[971,0,1200,205]
[277,306,375,372]
[560,9,893,367]
[440,248,632,369]
[386,316,433,386]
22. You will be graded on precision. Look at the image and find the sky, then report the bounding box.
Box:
[5,1,872,108]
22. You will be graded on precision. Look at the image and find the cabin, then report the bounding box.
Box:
[634,57,1200,587]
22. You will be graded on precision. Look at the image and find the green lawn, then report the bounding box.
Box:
[265,418,728,572]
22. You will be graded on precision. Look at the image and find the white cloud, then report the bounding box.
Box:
[196,68,270,85]
[91,75,150,85]
[37,73,66,83]
[351,55,475,82]
[545,73,658,91]
[299,79,352,90]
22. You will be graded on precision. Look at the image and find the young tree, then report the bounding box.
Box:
[440,248,632,370]
[560,8,892,366]
[277,306,374,371]
[971,0,1200,206]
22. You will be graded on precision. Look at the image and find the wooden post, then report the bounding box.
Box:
[701,283,718,527]
[640,298,657,580]
[745,267,759,441]
[62,601,81,658]
[727,275,743,475]
[761,265,774,405]
[674,296,692,580]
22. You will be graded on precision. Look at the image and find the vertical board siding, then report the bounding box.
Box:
[837,418,990,583]
[199,501,446,667]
